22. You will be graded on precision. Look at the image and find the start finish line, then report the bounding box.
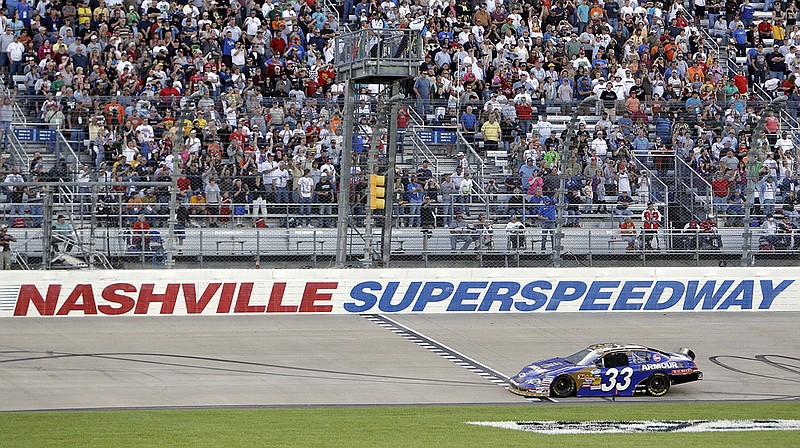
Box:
[466,420,800,434]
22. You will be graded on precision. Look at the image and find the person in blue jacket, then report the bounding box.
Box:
[537,196,556,251]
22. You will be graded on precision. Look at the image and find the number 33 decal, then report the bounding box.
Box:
[600,367,634,392]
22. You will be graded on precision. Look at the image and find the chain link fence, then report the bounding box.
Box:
[3,182,799,270]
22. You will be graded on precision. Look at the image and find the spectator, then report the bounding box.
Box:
[51,214,74,256]
[615,190,635,226]
[448,214,472,251]
[0,225,15,270]
[406,176,424,227]
[131,214,151,251]
[641,202,662,250]
[480,114,502,153]
[537,196,556,251]
[620,216,639,250]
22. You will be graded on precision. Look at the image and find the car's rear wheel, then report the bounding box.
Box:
[550,375,576,398]
[646,373,671,396]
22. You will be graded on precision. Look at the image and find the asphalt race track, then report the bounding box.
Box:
[0,313,798,411]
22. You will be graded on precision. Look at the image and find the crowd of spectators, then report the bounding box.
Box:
[0,0,796,233]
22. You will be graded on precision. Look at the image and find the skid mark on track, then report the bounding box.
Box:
[361,314,557,403]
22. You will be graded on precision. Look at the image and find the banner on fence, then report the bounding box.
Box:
[1,268,798,317]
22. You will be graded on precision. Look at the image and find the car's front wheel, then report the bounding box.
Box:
[646,373,671,396]
[550,375,576,398]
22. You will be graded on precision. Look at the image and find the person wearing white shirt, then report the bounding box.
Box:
[776,133,793,153]
[273,161,290,203]
[536,115,553,139]
[243,12,261,40]
[590,135,608,160]
[505,214,526,250]
[6,35,24,81]
[184,130,201,154]
[297,169,315,226]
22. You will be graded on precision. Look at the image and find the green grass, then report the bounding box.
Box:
[0,402,798,447]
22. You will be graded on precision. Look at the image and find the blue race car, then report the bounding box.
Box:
[508,343,702,398]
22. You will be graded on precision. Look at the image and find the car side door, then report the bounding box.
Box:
[597,350,636,396]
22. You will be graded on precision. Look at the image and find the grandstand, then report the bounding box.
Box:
[0,0,798,270]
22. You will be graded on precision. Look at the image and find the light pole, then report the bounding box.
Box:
[555,95,596,267]
[742,96,786,267]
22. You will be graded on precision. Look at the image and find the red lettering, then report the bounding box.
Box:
[135,284,180,314]
[216,283,237,313]
[299,282,336,313]
[234,283,264,313]
[98,283,137,315]
[266,283,294,312]
[182,283,222,314]
[14,284,61,316]
[56,284,97,315]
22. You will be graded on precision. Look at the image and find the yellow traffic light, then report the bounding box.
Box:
[369,174,386,209]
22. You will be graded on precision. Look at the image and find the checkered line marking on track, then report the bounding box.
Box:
[361,314,556,403]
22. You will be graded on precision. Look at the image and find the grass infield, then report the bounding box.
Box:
[1,402,798,447]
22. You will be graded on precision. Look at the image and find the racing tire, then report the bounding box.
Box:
[550,375,576,398]
[646,373,671,396]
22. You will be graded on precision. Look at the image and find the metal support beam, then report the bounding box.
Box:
[363,105,378,268]
[382,84,401,267]
[41,186,54,270]
[336,81,356,268]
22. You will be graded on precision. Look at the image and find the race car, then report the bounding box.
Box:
[508,343,702,398]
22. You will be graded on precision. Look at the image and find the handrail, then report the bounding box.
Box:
[408,128,440,175]
[456,131,485,183]
[406,103,425,127]
[8,126,31,172]
[57,128,81,174]
[629,152,671,226]
[11,101,27,125]
[322,0,340,23]
[673,155,714,219]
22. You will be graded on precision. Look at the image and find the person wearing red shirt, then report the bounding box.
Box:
[159,82,181,103]
[757,18,773,39]
[641,202,662,250]
[229,124,246,146]
[711,173,730,207]
[131,214,151,250]
[733,70,749,94]
[177,173,191,195]
[516,98,533,135]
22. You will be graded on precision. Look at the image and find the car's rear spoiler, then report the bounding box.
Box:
[678,348,696,360]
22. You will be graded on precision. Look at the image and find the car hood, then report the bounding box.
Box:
[515,357,580,379]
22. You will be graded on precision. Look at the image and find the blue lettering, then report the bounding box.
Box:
[719,280,754,310]
[547,281,587,311]
[580,281,620,311]
[345,281,381,312]
[446,282,485,311]
[417,282,454,311]
[613,281,653,310]
[515,281,552,311]
[684,280,734,310]
[644,281,686,310]
[759,280,794,309]
[379,282,418,312]
[479,282,521,312]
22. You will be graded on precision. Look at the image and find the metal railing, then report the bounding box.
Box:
[4,180,797,269]
[7,126,30,170]
[333,28,423,76]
